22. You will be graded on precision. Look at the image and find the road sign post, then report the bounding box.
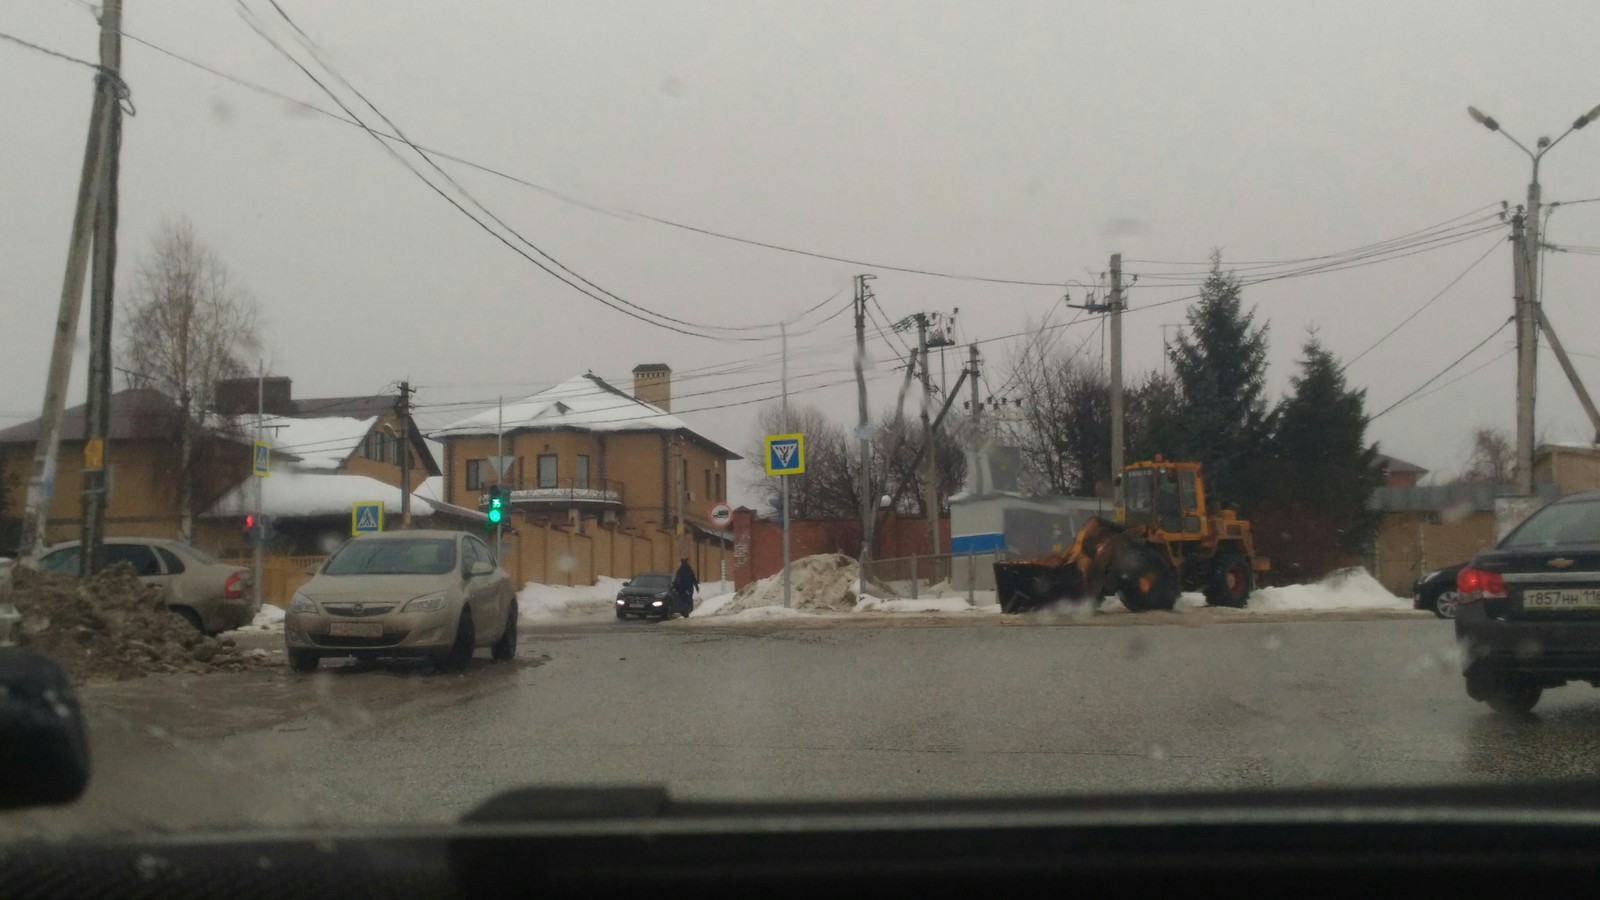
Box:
[764,434,805,609]
[352,501,384,536]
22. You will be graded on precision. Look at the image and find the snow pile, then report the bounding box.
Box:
[518,577,629,619]
[707,554,863,616]
[855,596,996,614]
[7,566,279,682]
[1249,567,1407,612]
[229,603,286,633]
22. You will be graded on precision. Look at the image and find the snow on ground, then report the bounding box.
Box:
[1248,567,1408,612]
[518,577,629,619]
[855,596,997,614]
[704,555,990,617]
[226,603,285,634]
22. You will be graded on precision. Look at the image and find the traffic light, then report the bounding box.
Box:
[485,486,506,530]
[244,513,275,544]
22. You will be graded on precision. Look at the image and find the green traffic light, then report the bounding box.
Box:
[488,507,503,524]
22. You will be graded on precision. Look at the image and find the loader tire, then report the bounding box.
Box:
[1204,549,1252,608]
[1118,548,1179,613]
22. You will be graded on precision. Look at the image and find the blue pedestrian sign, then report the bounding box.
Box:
[252,440,271,477]
[352,501,384,535]
[764,433,805,476]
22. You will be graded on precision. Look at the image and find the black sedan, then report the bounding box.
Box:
[1455,490,1600,714]
[614,573,679,621]
[1413,562,1466,619]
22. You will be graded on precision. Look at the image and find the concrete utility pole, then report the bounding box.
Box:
[780,321,792,610]
[1536,307,1600,443]
[78,0,124,577]
[1109,252,1125,514]
[969,343,983,497]
[397,380,413,527]
[21,0,122,562]
[496,396,504,560]
[252,365,264,611]
[854,274,873,600]
[916,314,939,556]
[1509,210,1535,495]
[1467,101,1600,493]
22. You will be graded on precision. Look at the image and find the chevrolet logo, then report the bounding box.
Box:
[1547,558,1575,569]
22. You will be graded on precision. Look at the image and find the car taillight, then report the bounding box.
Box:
[225,572,245,600]
[1457,566,1506,603]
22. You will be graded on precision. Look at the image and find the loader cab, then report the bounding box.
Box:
[1119,460,1207,538]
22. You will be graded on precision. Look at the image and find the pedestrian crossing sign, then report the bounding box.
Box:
[352,501,384,535]
[252,440,271,477]
[764,433,805,476]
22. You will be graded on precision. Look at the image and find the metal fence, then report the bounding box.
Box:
[861,550,1011,602]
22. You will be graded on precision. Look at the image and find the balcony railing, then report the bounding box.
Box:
[489,478,624,508]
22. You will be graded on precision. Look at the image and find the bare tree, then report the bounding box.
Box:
[1455,427,1514,485]
[119,217,261,538]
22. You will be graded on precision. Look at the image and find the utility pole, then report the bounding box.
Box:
[21,0,122,562]
[1109,252,1125,516]
[1536,307,1600,443]
[397,380,413,527]
[79,0,123,578]
[780,322,792,610]
[969,343,983,497]
[854,275,873,601]
[496,396,504,560]
[252,364,264,611]
[917,314,939,556]
[1510,211,1535,495]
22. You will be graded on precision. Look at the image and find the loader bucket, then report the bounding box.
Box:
[992,561,1086,614]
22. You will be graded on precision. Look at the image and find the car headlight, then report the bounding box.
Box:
[289,592,317,614]
[616,598,626,605]
[651,600,664,607]
[404,591,448,613]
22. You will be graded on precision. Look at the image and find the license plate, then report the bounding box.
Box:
[628,600,647,607]
[1522,588,1600,610]
[327,622,383,638]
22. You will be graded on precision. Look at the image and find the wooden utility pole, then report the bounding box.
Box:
[21,0,122,563]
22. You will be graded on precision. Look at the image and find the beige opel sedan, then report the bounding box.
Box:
[284,530,518,673]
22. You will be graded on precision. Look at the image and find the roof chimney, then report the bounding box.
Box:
[632,363,671,412]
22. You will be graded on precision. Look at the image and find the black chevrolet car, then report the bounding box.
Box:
[1456,490,1600,714]
[614,572,680,621]
[1413,562,1466,619]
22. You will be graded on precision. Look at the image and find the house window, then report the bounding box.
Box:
[466,459,486,490]
[538,454,558,488]
[715,472,723,502]
[576,455,590,489]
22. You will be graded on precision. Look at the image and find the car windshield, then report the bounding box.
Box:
[8,0,1600,853]
[322,539,457,576]
[1502,499,1600,549]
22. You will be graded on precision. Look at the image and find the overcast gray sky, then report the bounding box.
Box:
[4,0,1600,504]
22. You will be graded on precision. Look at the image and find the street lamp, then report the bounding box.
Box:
[1467,102,1600,494]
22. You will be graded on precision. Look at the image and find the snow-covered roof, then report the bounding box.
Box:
[432,374,740,459]
[203,471,435,519]
[413,475,445,503]
[434,375,687,437]
[266,416,378,471]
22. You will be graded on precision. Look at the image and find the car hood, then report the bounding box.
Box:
[302,573,458,602]
[619,585,671,597]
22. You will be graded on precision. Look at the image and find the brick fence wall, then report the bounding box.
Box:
[729,508,950,590]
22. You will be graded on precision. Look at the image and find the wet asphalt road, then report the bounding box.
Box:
[8,611,1600,837]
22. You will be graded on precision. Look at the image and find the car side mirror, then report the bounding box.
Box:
[0,650,90,811]
[470,560,495,577]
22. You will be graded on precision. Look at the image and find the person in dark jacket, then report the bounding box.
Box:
[672,558,699,618]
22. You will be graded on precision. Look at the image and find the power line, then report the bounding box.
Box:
[0,29,100,70]
[236,2,794,342]
[1370,318,1513,420]
[1341,235,1503,370]
[1402,347,1514,408]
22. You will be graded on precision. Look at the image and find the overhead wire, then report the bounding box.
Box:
[1341,235,1504,370]
[1370,318,1514,420]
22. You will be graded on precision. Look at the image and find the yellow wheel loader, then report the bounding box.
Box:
[992,458,1270,613]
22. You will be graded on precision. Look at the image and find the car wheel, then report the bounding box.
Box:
[1432,588,1461,620]
[491,600,518,662]
[616,609,628,620]
[172,606,205,634]
[287,649,320,673]
[437,611,475,672]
